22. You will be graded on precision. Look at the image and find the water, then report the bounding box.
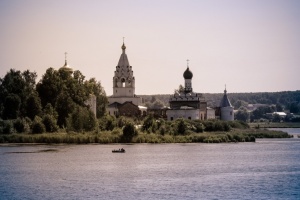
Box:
[268,128,300,137]
[0,133,300,199]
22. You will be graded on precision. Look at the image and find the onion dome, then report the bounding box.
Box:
[183,67,193,79]
[60,52,73,73]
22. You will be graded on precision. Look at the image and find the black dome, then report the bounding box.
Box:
[183,67,193,79]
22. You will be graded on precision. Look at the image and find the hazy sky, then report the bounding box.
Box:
[0,0,299,95]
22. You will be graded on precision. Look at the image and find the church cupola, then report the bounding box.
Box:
[60,52,73,72]
[183,67,193,79]
[183,59,193,93]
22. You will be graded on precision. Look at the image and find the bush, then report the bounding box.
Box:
[14,118,25,133]
[43,114,58,132]
[122,122,137,142]
[67,106,96,132]
[98,115,116,131]
[32,117,46,134]
[0,120,14,134]
[176,119,187,135]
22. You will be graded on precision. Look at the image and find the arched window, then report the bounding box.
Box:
[121,78,125,87]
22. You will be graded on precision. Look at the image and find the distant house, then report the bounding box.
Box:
[266,112,287,119]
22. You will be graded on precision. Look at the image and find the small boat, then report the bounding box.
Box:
[112,148,125,153]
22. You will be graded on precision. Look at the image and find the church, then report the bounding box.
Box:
[107,41,234,121]
[107,42,147,117]
[166,62,234,121]
[166,61,207,121]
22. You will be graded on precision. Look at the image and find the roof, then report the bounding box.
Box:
[219,89,232,107]
[108,102,121,108]
[117,42,130,67]
[183,67,193,79]
[273,112,287,116]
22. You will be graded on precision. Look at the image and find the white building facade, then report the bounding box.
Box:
[166,63,208,121]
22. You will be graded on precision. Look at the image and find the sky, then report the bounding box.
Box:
[0,0,299,95]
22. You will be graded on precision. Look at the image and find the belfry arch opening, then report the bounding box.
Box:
[121,78,125,87]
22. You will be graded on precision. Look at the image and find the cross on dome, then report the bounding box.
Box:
[122,37,126,51]
[64,52,68,63]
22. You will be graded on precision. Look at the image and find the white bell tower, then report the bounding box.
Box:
[112,39,135,97]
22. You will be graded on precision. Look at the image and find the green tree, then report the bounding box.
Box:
[98,115,116,131]
[233,100,248,110]
[66,106,96,132]
[14,118,30,133]
[43,103,58,120]
[176,118,187,135]
[142,114,155,133]
[55,92,75,127]
[25,92,42,120]
[235,107,249,122]
[36,68,63,107]
[174,84,184,93]
[122,122,137,142]
[31,116,46,134]
[2,94,21,119]
[276,104,283,112]
[0,69,37,118]
[289,102,300,113]
[43,114,58,132]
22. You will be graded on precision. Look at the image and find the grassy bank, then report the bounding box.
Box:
[0,129,291,144]
[249,122,300,128]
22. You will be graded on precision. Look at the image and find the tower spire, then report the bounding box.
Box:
[121,37,126,52]
[64,52,68,65]
[186,59,189,68]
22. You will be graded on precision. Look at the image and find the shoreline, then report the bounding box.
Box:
[0,129,292,144]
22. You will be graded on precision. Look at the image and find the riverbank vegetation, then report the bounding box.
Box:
[0,129,290,144]
[249,122,300,128]
[0,116,291,144]
[0,68,294,144]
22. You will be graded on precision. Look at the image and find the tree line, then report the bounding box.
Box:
[141,91,300,113]
[0,68,107,134]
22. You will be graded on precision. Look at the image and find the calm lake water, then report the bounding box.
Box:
[1,129,300,200]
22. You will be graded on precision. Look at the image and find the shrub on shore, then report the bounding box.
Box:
[0,118,292,144]
[0,128,291,144]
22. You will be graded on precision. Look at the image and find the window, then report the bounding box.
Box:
[121,78,125,87]
[188,117,191,120]
[171,117,173,121]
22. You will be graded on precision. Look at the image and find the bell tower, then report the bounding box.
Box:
[108,40,142,109]
[112,40,135,97]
